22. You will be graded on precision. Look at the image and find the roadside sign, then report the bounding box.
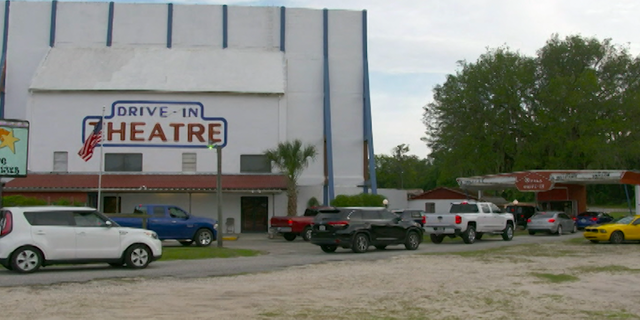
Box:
[0,119,29,177]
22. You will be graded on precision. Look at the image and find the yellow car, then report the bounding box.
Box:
[583,215,640,244]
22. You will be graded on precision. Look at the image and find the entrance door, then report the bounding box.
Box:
[241,197,269,232]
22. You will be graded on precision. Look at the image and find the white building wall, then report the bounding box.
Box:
[408,199,458,213]
[172,5,222,48]
[110,3,166,47]
[228,6,279,50]
[5,1,51,120]
[55,2,109,47]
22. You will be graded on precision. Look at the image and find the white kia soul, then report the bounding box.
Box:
[0,206,163,273]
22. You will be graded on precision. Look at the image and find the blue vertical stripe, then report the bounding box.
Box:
[361,10,377,194]
[279,6,285,52]
[49,0,58,47]
[322,8,335,205]
[222,5,228,48]
[167,3,173,48]
[106,2,114,46]
[0,0,10,119]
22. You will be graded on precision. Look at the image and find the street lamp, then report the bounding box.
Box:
[209,139,224,248]
[382,199,389,208]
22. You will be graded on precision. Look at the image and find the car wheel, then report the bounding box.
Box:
[430,234,445,244]
[375,245,387,250]
[301,227,312,241]
[320,245,337,253]
[352,233,369,253]
[571,224,577,234]
[124,244,151,269]
[610,231,624,244]
[179,240,193,246]
[502,224,514,241]
[194,229,214,246]
[556,225,563,236]
[589,240,599,244]
[528,231,535,235]
[462,225,476,244]
[404,231,420,250]
[11,246,42,273]
[283,233,297,241]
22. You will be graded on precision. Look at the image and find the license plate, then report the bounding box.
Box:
[319,225,326,231]
[580,219,587,223]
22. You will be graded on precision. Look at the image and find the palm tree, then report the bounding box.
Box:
[264,140,318,216]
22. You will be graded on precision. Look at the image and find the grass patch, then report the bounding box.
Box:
[565,236,590,244]
[161,247,261,261]
[574,265,640,274]
[530,272,579,283]
[581,310,640,319]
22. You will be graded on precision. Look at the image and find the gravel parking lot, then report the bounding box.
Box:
[2,236,640,320]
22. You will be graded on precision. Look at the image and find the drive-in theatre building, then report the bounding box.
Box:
[0,1,381,233]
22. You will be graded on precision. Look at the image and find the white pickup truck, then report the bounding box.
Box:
[423,201,515,244]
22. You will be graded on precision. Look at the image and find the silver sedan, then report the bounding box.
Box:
[527,211,577,235]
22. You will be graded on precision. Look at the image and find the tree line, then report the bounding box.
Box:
[376,34,640,205]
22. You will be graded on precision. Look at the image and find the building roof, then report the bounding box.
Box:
[3,173,288,192]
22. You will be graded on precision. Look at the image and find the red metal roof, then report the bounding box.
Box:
[3,173,288,191]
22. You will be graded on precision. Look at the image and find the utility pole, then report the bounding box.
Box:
[216,145,223,248]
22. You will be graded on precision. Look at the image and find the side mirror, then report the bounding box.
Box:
[105,220,113,228]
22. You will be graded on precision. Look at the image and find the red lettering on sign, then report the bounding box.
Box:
[130,122,144,141]
[188,123,205,142]
[109,122,126,141]
[169,123,184,142]
[208,123,222,144]
[148,123,167,142]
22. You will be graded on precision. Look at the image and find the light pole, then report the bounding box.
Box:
[209,140,224,248]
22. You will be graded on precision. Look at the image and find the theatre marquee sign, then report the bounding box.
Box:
[81,101,227,148]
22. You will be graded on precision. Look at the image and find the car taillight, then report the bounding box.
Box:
[288,219,293,226]
[455,215,462,224]
[591,217,597,221]
[548,219,556,223]
[328,221,349,227]
[422,216,426,225]
[572,217,577,221]
[0,212,13,237]
[527,218,532,223]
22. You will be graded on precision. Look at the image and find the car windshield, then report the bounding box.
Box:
[614,216,635,224]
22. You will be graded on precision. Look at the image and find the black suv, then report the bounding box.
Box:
[310,207,423,253]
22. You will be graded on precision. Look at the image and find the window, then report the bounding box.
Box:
[362,210,382,220]
[481,204,491,213]
[168,207,188,219]
[24,211,74,226]
[424,202,435,213]
[53,151,68,172]
[73,211,108,227]
[103,196,121,214]
[182,153,197,172]
[105,153,142,172]
[240,155,271,173]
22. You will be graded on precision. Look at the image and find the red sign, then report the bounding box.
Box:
[515,172,554,192]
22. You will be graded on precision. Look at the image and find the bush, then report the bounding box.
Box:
[330,193,387,207]
[2,195,47,206]
[307,196,320,208]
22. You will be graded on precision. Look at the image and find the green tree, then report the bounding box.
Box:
[264,139,318,216]
[424,34,640,185]
[375,144,437,190]
[330,193,387,207]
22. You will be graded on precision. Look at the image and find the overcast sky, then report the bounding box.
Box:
[129,0,640,157]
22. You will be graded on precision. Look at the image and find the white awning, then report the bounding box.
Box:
[30,47,285,94]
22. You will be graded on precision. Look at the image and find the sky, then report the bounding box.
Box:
[91,0,640,157]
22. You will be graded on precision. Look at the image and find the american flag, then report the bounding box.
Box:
[78,119,103,161]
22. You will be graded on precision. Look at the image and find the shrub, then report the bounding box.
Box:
[307,196,320,208]
[2,195,47,206]
[330,193,387,207]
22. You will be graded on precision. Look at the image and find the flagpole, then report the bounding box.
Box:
[97,106,105,211]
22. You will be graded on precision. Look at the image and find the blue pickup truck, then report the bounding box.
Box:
[110,204,218,247]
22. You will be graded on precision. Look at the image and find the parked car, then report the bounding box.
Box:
[310,207,423,253]
[527,211,577,235]
[583,215,640,244]
[269,206,331,241]
[423,201,515,244]
[109,204,217,247]
[575,211,614,230]
[392,209,427,227]
[0,206,163,273]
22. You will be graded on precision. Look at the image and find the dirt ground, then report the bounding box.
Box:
[1,240,640,320]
